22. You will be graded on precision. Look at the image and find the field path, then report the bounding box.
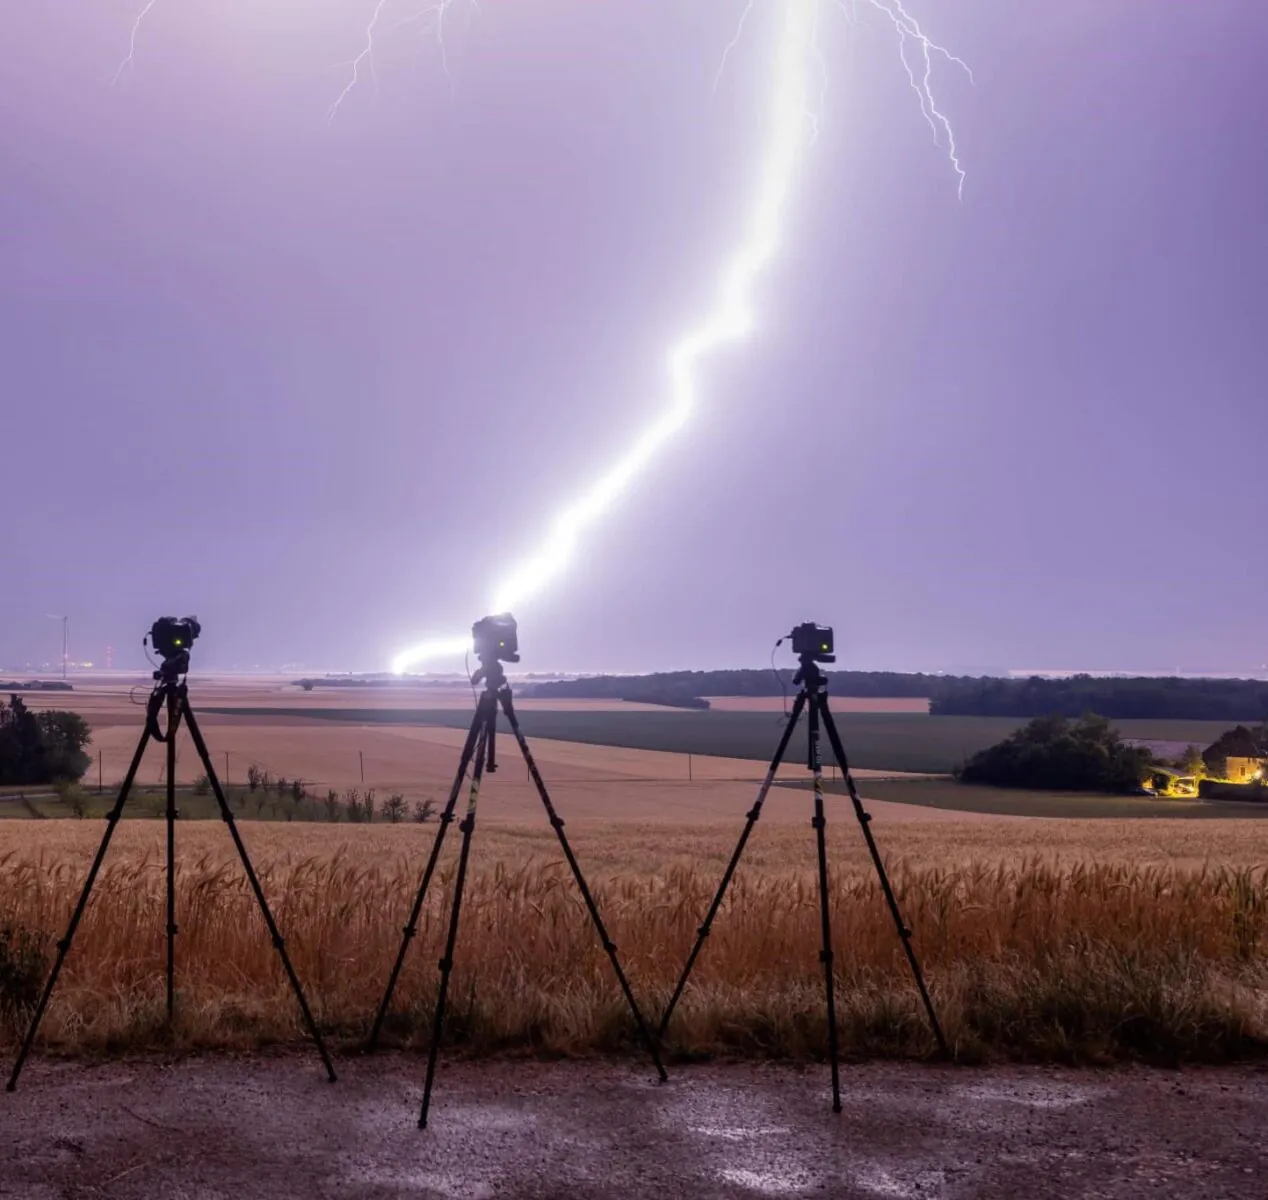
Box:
[3,1058,1265,1198]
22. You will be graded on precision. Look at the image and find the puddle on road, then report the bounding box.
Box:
[855,1166,949,1198]
[954,1081,1102,1110]
[345,1166,496,1199]
[719,1166,807,1193]
[690,1125,793,1142]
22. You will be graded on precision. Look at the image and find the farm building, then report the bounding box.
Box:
[1201,725,1267,782]
[1224,756,1265,784]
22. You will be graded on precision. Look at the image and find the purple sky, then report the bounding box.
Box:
[3,1,1264,676]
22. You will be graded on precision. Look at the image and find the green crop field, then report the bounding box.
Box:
[798,777,1268,820]
[206,709,1235,776]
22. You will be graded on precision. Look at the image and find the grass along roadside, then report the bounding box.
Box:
[3,821,1268,1065]
[807,778,1268,820]
[0,785,437,824]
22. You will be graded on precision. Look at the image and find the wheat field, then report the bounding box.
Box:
[3,820,1268,1065]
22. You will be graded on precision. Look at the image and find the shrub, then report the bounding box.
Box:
[383,794,407,823]
[56,781,88,818]
[959,712,1154,793]
[0,696,92,785]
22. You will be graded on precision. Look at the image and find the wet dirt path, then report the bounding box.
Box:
[2,1057,1266,1198]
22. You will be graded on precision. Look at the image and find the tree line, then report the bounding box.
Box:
[931,675,1268,721]
[526,669,938,702]
[527,670,1268,721]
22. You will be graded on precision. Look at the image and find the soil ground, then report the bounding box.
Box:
[31,681,943,825]
[3,1057,1266,1198]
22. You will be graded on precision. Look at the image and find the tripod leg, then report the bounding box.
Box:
[817,695,949,1059]
[499,690,668,1083]
[420,718,490,1129]
[658,689,808,1043]
[367,695,490,1050]
[7,724,152,1092]
[485,694,497,773]
[165,689,182,1024]
[180,699,338,1083]
[807,697,842,1113]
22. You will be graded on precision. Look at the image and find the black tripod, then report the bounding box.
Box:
[368,651,668,1128]
[6,655,337,1091]
[656,651,948,1112]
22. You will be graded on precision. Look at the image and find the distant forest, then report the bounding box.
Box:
[933,675,1268,721]
[525,671,1268,721]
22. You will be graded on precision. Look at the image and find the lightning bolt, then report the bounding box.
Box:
[390,2,821,674]
[112,0,161,88]
[389,0,969,674]
[101,0,967,675]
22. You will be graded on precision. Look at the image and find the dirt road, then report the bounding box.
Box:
[3,1057,1265,1198]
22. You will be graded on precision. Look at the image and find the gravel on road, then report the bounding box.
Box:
[3,1056,1266,1198]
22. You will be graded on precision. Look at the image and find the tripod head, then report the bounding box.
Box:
[153,652,189,687]
[793,653,829,693]
[470,654,508,693]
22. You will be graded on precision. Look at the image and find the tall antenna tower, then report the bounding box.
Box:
[46,614,69,679]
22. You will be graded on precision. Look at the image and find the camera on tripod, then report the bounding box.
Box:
[472,613,519,664]
[790,622,834,664]
[150,616,201,661]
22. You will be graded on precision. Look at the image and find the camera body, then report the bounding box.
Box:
[790,622,835,664]
[472,613,519,663]
[150,616,201,661]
